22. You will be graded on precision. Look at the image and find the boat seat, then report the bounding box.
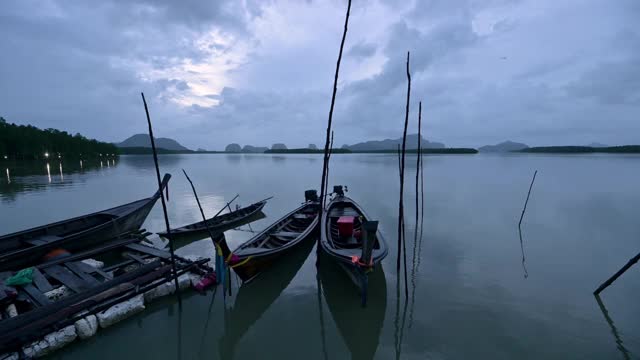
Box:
[335,236,361,249]
[271,231,299,238]
[25,235,62,246]
[293,214,311,220]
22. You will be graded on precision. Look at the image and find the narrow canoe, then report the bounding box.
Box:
[157,199,268,239]
[0,174,171,271]
[229,200,320,282]
[319,191,388,304]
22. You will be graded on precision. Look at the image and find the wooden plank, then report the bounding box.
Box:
[21,284,52,306]
[24,235,61,246]
[125,253,148,264]
[271,231,300,238]
[93,268,113,281]
[31,268,54,293]
[65,262,100,286]
[37,237,141,270]
[42,265,89,293]
[125,243,171,259]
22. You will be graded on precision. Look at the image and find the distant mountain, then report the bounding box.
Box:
[117,134,189,151]
[242,145,269,153]
[225,143,242,152]
[308,143,318,150]
[344,134,445,152]
[271,143,288,150]
[479,141,529,152]
[197,148,207,152]
[587,142,608,148]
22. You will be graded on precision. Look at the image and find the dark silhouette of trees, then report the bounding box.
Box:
[0,117,117,160]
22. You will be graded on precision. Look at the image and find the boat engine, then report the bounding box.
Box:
[305,189,319,202]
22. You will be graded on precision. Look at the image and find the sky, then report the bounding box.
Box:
[1,0,638,150]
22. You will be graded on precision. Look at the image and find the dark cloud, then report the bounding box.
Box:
[347,42,377,58]
[0,0,638,149]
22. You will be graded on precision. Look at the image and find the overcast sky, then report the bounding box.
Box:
[1,0,638,149]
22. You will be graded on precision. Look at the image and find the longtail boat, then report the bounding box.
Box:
[228,190,320,282]
[157,198,268,239]
[0,174,171,272]
[319,185,388,305]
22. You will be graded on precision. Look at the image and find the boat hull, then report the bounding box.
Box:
[158,200,267,239]
[0,174,170,271]
[319,195,388,299]
[231,202,319,282]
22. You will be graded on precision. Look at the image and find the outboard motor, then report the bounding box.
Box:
[360,220,378,266]
[305,189,319,202]
[333,185,345,197]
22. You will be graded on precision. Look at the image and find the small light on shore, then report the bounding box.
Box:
[3,155,7,160]
[44,152,49,158]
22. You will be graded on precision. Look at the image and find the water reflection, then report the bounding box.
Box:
[0,159,118,202]
[219,237,315,359]
[594,295,632,360]
[317,252,386,360]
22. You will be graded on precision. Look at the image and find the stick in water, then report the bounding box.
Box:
[140,92,181,300]
[398,51,411,298]
[519,170,538,227]
[518,170,537,278]
[182,169,231,256]
[318,0,351,221]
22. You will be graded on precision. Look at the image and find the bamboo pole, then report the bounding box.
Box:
[594,252,640,295]
[519,170,538,227]
[318,0,351,221]
[397,51,411,299]
[413,102,422,253]
[140,92,181,300]
[182,169,232,257]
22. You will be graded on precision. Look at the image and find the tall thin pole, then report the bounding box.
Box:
[141,92,181,299]
[519,170,538,227]
[319,0,351,223]
[398,52,411,300]
[182,169,231,257]
[414,101,422,247]
[594,252,640,295]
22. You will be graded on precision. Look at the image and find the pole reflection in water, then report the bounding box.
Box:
[59,162,64,181]
[394,272,408,360]
[100,161,103,168]
[316,272,329,360]
[80,159,83,169]
[594,295,632,360]
[318,251,387,360]
[218,238,315,360]
[46,163,51,183]
[5,168,9,184]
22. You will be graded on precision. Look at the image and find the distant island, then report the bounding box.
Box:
[479,141,529,152]
[0,117,117,160]
[265,148,351,154]
[342,134,445,151]
[519,146,640,153]
[116,134,191,151]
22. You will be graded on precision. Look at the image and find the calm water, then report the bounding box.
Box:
[1,154,639,359]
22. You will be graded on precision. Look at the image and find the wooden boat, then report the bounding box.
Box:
[157,199,268,239]
[228,191,320,282]
[0,174,171,272]
[319,186,388,305]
